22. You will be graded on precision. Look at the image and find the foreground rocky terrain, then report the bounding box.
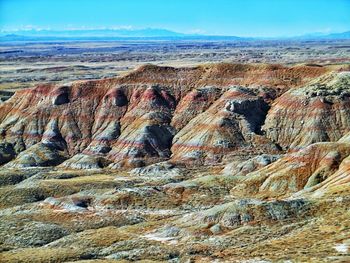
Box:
[0,63,350,262]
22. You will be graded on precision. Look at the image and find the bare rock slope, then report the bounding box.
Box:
[0,63,334,168]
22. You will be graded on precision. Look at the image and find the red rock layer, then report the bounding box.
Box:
[171,87,280,164]
[230,140,350,198]
[264,72,350,150]
[0,63,338,168]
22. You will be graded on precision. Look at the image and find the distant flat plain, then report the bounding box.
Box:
[1,39,350,91]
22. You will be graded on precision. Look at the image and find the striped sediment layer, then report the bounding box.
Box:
[0,63,348,170]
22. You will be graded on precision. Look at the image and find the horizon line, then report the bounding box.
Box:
[1,26,350,39]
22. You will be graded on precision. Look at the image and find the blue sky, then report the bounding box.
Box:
[1,0,350,37]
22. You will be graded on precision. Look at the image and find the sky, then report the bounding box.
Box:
[0,0,350,37]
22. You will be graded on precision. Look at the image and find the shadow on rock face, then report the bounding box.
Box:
[0,142,16,165]
[51,85,71,106]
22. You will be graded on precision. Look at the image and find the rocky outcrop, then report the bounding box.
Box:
[179,199,310,231]
[4,143,68,168]
[171,87,279,164]
[0,63,337,168]
[222,154,281,176]
[130,161,183,177]
[107,86,177,167]
[264,72,350,150]
[171,86,221,130]
[60,154,111,169]
[231,141,350,198]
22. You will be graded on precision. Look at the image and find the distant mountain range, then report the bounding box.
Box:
[290,31,350,40]
[0,28,185,38]
[0,28,349,41]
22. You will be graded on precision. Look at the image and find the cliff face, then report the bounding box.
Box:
[0,63,344,170]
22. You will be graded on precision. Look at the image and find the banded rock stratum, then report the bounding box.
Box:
[0,63,339,168]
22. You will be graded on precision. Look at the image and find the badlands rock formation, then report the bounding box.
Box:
[1,63,350,262]
[0,63,332,168]
[265,72,350,149]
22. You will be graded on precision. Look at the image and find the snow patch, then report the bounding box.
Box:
[334,243,348,253]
